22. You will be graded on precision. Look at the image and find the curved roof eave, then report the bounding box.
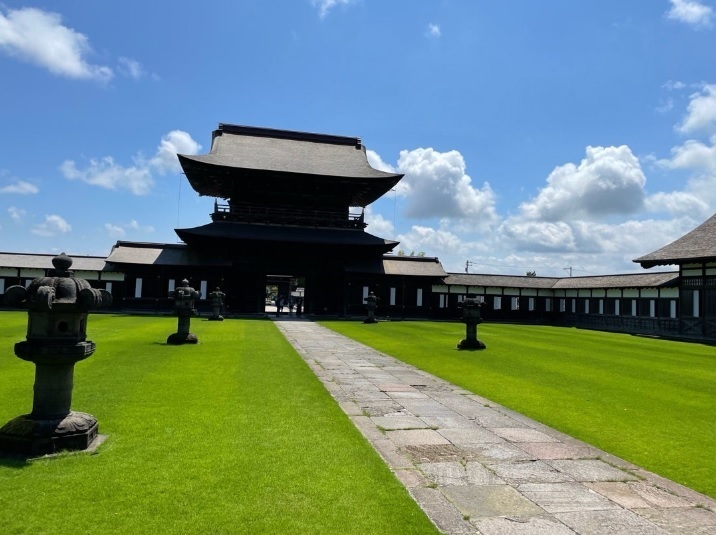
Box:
[634,212,716,267]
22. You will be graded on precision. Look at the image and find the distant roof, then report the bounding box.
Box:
[444,274,559,289]
[0,252,110,272]
[444,271,679,290]
[383,256,448,277]
[634,213,716,268]
[348,255,448,277]
[551,272,679,289]
[105,242,231,267]
[178,123,403,206]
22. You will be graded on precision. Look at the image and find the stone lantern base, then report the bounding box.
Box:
[0,411,98,457]
[167,332,199,345]
[457,338,486,350]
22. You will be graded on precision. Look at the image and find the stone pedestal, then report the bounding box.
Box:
[167,279,201,344]
[364,291,379,324]
[208,288,225,321]
[457,297,486,350]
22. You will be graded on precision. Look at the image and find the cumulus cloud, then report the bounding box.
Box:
[396,224,466,257]
[0,7,112,82]
[0,179,38,194]
[659,135,716,172]
[499,219,578,253]
[60,130,202,195]
[519,145,646,221]
[666,0,713,28]
[366,149,396,173]
[394,147,498,224]
[645,190,710,217]
[60,157,155,195]
[32,214,71,237]
[150,130,203,174]
[677,84,716,134]
[312,0,356,19]
[363,205,394,238]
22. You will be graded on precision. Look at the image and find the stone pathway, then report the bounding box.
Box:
[273,318,716,535]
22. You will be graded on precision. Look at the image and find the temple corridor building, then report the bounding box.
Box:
[2,124,716,342]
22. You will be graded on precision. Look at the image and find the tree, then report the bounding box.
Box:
[526,270,537,277]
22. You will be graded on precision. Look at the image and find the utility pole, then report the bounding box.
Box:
[465,260,476,273]
[563,266,573,277]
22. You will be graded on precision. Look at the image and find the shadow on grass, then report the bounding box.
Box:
[0,454,30,469]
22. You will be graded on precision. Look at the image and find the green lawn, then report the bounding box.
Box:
[320,320,716,499]
[0,313,439,534]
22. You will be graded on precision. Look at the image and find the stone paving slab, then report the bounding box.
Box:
[273,319,716,534]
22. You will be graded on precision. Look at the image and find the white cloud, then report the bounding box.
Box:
[394,147,498,224]
[312,0,356,19]
[32,214,71,237]
[366,149,396,173]
[0,179,38,194]
[426,23,441,38]
[118,56,144,79]
[105,219,155,239]
[519,145,647,221]
[363,205,394,238]
[677,84,716,134]
[60,156,155,195]
[127,219,155,233]
[656,134,716,209]
[659,135,716,172]
[104,223,126,239]
[656,98,674,114]
[663,80,686,91]
[666,0,713,28]
[8,206,25,223]
[0,7,112,82]
[645,190,710,217]
[499,219,578,253]
[60,130,202,195]
[150,130,203,174]
[396,224,466,257]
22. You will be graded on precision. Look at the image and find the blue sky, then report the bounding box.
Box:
[1,0,716,276]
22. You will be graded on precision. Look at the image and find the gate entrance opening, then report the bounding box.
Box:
[265,275,305,316]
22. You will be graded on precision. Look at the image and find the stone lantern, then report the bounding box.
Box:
[0,253,112,456]
[208,287,226,321]
[363,291,379,324]
[167,279,201,344]
[457,296,486,350]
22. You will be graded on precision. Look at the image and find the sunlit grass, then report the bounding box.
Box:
[320,320,716,499]
[0,313,438,534]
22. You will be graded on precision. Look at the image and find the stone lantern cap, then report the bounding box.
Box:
[364,291,379,304]
[459,296,483,322]
[5,253,112,314]
[3,253,112,362]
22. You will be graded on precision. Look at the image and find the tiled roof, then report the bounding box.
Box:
[444,274,559,289]
[0,252,110,271]
[178,124,402,206]
[383,257,447,277]
[443,271,678,290]
[175,222,397,248]
[551,272,679,289]
[635,213,716,267]
[105,242,231,267]
[182,123,400,180]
